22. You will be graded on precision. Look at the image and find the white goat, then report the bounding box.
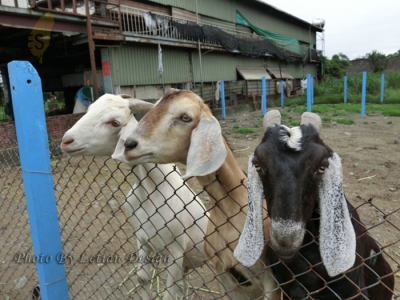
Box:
[61,94,208,300]
[112,89,280,300]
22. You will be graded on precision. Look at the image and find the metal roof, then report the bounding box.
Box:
[237,67,272,80]
[267,67,293,79]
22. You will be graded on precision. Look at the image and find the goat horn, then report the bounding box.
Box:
[118,94,134,99]
[262,110,281,131]
[128,99,155,113]
[300,112,322,133]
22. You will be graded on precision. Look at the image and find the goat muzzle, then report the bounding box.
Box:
[124,139,138,153]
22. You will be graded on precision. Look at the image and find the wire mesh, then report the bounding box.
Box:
[0,137,399,299]
[0,139,38,299]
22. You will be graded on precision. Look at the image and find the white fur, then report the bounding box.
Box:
[279,125,303,151]
[234,154,265,267]
[61,94,208,300]
[318,152,356,277]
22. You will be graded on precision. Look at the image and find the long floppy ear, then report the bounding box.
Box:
[234,153,265,267]
[111,136,129,163]
[182,115,227,179]
[318,152,356,277]
[111,120,137,164]
[128,99,155,113]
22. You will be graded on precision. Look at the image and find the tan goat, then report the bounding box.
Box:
[112,89,280,299]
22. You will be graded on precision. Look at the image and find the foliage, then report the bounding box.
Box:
[234,128,256,134]
[365,50,388,73]
[336,118,354,125]
[323,54,350,78]
[387,50,400,58]
[313,73,400,102]
[0,83,4,106]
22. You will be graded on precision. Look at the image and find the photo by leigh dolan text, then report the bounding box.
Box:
[14,252,171,267]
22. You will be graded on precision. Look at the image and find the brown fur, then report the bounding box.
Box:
[127,90,279,299]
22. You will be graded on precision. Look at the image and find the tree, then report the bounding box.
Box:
[323,54,350,78]
[365,50,387,73]
[387,50,400,58]
[337,52,350,61]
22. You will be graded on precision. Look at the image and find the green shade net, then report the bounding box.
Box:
[236,10,311,57]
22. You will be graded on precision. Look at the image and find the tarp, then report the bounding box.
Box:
[267,68,293,79]
[236,10,307,57]
[237,67,272,80]
[169,14,319,64]
[236,10,319,64]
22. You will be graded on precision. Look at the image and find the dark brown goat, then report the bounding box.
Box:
[235,111,394,299]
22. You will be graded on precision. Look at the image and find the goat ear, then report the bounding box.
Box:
[111,136,129,163]
[128,99,155,113]
[318,152,356,277]
[234,153,265,267]
[182,115,227,179]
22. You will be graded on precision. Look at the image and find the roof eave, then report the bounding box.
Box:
[253,0,324,32]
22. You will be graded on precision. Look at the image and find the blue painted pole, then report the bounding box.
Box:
[344,76,348,103]
[280,80,284,107]
[380,73,385,103]
[361,71,367,117]
[8,61,70,300]
[261,76,267,115]
[311,76,314,104]
[306,74,312,112]
[220,80,226,119]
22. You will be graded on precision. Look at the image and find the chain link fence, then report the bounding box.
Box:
[1,136,399,299]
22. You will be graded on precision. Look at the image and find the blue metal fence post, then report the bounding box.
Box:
[344,75,348,103]
[261,76,267,115]
[280,80,284,107]
[8,61,69,300]
[361,71,367,117]
[220,80,226,119]
[380,73,385,103]
[311,76,314,104]
[306,74,312,112]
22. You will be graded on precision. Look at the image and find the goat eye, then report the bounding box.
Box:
[318,166,325,174]
[110,120,120,127]
[180,114,192,122]
[254,164,261,171]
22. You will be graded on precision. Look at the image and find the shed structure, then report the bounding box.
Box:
[0,0,324,120]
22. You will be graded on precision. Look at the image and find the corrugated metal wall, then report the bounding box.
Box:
[110,44,315,87]
[287,63,316,79]
[110,44,191,86]
[191,51,266,82]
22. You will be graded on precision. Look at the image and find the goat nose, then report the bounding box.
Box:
[124,139,138,152]
[61,136,74,146]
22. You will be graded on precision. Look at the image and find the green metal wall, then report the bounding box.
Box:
[110,44,316,86]
[191,51,266,82]
[288,63,317,78]
[110,44,191,86]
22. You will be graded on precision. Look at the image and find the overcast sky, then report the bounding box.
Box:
[263,0,400,60]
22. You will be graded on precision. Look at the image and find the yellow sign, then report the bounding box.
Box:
[27,12,55,64]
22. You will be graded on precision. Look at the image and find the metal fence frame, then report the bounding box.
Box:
[0,61,398,299]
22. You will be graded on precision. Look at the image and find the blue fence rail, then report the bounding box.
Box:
[8,61,70,299]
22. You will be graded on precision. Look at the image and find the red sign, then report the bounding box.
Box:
[102,61,110,76]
